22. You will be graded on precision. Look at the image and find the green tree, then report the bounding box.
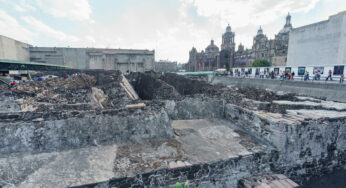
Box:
[224,53,230,71]
[252,59,271,67]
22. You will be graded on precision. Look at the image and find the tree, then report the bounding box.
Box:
[252,59,271,67]
[224,52,230,71]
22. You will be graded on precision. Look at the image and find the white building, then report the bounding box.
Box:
[287,11,346,66]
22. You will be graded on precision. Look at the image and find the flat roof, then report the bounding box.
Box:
[0,59,71,68]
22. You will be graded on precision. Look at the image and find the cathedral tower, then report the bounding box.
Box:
[221,25,235,52]
[284,13,292,29]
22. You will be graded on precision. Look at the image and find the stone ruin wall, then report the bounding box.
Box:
[0,109,173,156]
[72,152,277,188]
[225,104,346,183]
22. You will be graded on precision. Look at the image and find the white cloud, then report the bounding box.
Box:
[173,0,320,57]
[22,16,79,43]
[0,10,33,43]
[35,0,92,21]
[0,0,339,63]
[185,0,320,27]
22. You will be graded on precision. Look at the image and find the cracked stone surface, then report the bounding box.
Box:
[0,145,117,188]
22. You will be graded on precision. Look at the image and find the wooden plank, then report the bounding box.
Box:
[126,103,146,109]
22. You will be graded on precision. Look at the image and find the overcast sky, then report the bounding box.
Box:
[0,0,345,63]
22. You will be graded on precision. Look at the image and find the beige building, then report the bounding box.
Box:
[0,35,155,73]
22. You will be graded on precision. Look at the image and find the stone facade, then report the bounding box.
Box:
[155,60,177,72]
[30,47,155,72]
[187,14,293,71]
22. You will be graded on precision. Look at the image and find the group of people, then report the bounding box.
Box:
[279,71,295,80]
[220,69,345,84]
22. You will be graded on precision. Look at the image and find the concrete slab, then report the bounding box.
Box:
[113,119,270,177]
[273,100,346,111]
[0,145,117,188]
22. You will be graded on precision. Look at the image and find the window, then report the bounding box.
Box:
[285,67,291,73]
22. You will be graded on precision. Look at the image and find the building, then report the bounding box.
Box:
[187,40,220,71]
[287,11,346,67]
[187,13,293,70]
[155,60,177,72]
[0,35,155,73]
[0,35,31,61]
[220,25,235,69]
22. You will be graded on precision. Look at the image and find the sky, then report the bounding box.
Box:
[0,0,345,63]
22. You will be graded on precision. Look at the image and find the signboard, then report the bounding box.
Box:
[333,66,344,75]
[313,67,324,74]
[298,67,305,76]
[248,68,252,74]
[274,68,279,75]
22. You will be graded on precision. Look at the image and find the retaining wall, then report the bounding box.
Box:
[0,109,173,156]
[165,97,225,120]
[71,152,277,188]
[212,77,346,102]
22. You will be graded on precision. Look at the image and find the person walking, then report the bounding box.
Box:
[340,73,344,84]
[314,71,321,80]
[291,72,295,80]
[326,70,333,81]
[304,71,310,81]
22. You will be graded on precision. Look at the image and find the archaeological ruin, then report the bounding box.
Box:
[0,70,344,188]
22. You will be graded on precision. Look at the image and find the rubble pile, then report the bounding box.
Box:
[0,71,138,114]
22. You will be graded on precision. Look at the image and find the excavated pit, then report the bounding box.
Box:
[0,71,345,188]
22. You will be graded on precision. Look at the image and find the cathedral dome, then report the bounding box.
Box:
[206,40,219,53]
[257,26,263,36]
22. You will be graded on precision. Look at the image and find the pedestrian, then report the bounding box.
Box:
[326,70,333,81]
[64,73,68,79]
[340,73,344,84]
[271,71,275,79]
[10,80,16,87]
[284,71,288,80]
[314,71,321,80]
[280,71,283,80]
[304,71,310,81]
[292,72,295,80]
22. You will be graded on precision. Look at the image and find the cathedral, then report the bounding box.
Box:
[187,13,293,71]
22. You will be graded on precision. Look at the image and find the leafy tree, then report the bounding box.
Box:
[252,59,271,67]
[224,53,230,71]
